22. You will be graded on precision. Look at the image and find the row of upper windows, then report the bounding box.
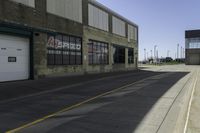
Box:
[186,38,200,49]
[88,4,137,41]
[10,0,138,41]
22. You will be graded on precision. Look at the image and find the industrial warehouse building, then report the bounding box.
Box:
[185,30,200,65]
[0,0,138,82]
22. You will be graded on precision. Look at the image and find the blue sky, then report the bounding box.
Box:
[97,0,200,61]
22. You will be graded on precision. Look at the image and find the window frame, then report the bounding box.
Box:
[113,44,126,64]
[47,33,82,66]
[128,48,134,64]
[88,40,109,65]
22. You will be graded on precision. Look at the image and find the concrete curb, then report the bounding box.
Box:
[157,71,197,133]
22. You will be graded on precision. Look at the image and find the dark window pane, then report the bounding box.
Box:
[47,35,55,65]
[47,50,55,65]
[88,53,93,64]
[88,40,109,65]
[113,45,125,64]
[63,36,70,50]
[70,37,76,52]
[47,34,82,66]
[63,51,70,65]
[70,52,76,65]
[76,38,82,52]
[55,50,62,65]
[88,43,93,53]
[70,37,76,65]
[55,35,63,50]
[128,48,134,64]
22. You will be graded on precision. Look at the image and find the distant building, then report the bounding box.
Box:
[185,30,200,65]
[0,0,138,82]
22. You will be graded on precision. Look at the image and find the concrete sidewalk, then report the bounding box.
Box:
[187,70,200,133]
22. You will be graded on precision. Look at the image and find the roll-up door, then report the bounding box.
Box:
[0,34,30,82]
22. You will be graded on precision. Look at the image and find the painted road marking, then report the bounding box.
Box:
[6,73,166,133]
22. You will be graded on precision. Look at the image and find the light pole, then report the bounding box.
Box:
[175,53,176,60]
[150,50,153,59]
[177,44,179,59]
[181,46,183,58]
[154,45,157,62]
[167,50,170,57]
[157,50,159,60]
[144,48,146,61]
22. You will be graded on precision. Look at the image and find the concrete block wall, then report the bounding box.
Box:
[0,0,138,79]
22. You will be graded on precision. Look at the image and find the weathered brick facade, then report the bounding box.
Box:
[0,0,138,79]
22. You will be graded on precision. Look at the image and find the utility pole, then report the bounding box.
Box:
[150,50,153,59]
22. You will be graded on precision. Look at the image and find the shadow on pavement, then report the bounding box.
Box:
[0,70,189,133]
[36,71,189,133]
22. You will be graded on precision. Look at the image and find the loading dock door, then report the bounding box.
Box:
[189,54,200,65]
[0,35,30,82]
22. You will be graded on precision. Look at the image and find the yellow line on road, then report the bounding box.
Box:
[6,74,163,133]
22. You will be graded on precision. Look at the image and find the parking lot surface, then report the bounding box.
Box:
[1,65,199,133]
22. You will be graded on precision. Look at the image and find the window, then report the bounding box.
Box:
[128,25,137,42]
[11,0,35,7]
[187,38,200,49]
[88,4,109,31]
[128,48,134,64]
[134,27,138,41]
[112,16,126,37]
[47,0,82,23]
[88,40,109,65]
[47,34,82,65]
[189,42,200,49]
[113,45,125,64]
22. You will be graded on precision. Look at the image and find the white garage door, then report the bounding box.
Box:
[0,34,30,82]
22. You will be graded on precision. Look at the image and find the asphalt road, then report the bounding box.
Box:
[0,67,190,133]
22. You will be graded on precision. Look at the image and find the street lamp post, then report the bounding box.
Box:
[157,50,159,60]
[144,48,146,61]
[167,50,170,57]
[154,45,157,62]
[181,46,183,58]
[177,44,179,59]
